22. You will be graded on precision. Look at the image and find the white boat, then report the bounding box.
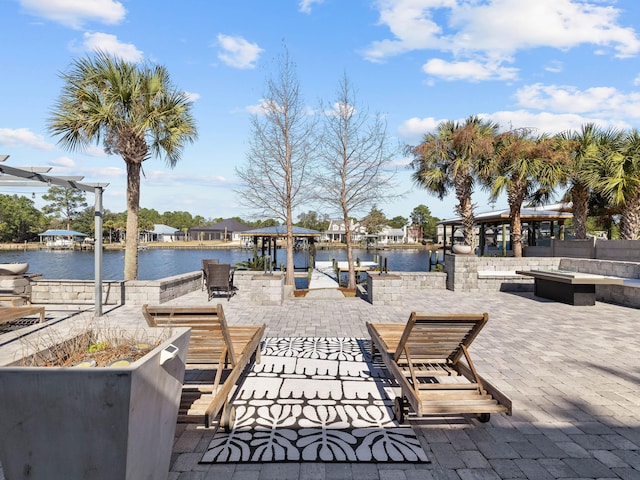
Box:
[45,238,74,249]
[0,263,29,275]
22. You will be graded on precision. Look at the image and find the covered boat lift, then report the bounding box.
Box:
[241,226,321,271]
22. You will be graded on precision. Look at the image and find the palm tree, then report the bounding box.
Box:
[557,123,603,239]
[480,129,564,257]
[410,116,498,247]
[595,129,640,239]
[49,52,197,280]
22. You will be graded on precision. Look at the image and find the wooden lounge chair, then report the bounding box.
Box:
[367,312,512,423]
[204,263,234,301]
[142,304,264,429]
[0,306,45,325]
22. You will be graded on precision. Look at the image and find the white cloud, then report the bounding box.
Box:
[0,128,55,150]
[397,116,441,143]
[544,60,563,73]
[245,99,271,115]
[422,58,518,81]
[91,166,125,178]
[364,0,640,77]
[398,108,631,144]
[144,169,229,187]
[515,83,640,119]
[184,91,201,102]
[216,34,263,69]
[20,0,126,29]
[84,145,109,157]
[485,110,629,135]
[299,0,324,14]
[49,156,75,167]
[81,32,143,62]
[452,0,640,58]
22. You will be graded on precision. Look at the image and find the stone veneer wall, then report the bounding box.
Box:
[31,279,125,305]
[30,271,202,306]
[233,270,285,305]
[366,271,446,305]
[444,254,562,292]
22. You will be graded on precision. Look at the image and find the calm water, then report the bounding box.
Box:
[0,247,441,280]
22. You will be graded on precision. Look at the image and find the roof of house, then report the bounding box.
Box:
[151,224,180,235]
[189,218,252,232]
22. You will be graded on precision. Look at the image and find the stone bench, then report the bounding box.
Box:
[476,270,534,292]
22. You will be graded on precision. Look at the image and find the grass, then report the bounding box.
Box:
[19,325,163,367]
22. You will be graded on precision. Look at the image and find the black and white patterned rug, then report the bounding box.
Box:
[200,337,429,463]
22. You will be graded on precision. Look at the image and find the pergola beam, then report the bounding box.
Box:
[0,155,108,316]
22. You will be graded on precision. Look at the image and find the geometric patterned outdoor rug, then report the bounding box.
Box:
[200,337,429,463]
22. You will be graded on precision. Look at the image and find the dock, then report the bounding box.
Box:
[311,261,378,289]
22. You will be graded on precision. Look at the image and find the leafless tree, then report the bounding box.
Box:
[314,74,399,289]
[236,51,316,286]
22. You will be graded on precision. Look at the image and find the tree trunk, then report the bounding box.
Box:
[571,185,589,240]
[458,196,475,247]
[344,218,356,289]
[285,203,295,286]
[510,206,523,258]
[124,162,141,281]
[619,190,640,240]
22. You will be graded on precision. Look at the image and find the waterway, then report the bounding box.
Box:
[0,247,442,281]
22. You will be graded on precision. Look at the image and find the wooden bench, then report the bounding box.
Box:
[516,269,624,306]
[142,304,265,429]
[0,306,45,325]
[0,295,31,307]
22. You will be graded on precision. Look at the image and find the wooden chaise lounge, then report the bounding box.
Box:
[0,306,45,325]
[367,312,512,423]
[142,304,265,429]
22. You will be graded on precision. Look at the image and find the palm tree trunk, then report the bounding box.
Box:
[511,206,523,257]
[124,162,141,281]
[571,185,589,239]
[619,190,640,240]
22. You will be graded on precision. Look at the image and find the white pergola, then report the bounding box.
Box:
[0,155,109,316]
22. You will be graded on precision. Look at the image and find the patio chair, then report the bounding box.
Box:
[204,263,234,301]
[0,306,45,325]
[201,259,219,291]
[367,312,512,423]
[142,304,265,429]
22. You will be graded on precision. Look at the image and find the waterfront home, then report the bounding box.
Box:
[142,224,183,242]
[188,218,252,242]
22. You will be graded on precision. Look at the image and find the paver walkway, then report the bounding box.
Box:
[162,288,640,480]
[1,288,639,480]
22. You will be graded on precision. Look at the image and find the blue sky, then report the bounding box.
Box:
[1,0,640,224]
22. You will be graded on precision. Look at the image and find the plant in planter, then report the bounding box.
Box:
[0,323,190,480]
[452,244,474,254]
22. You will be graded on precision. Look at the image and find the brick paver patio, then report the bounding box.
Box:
[161,287,640,480]
[1,287,638,480]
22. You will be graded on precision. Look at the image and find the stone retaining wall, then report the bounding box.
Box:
[443,254,639,308]
[444,254,562,292]
[233,270,284,305]
[366,271,446,305]
[30,271,202,306]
